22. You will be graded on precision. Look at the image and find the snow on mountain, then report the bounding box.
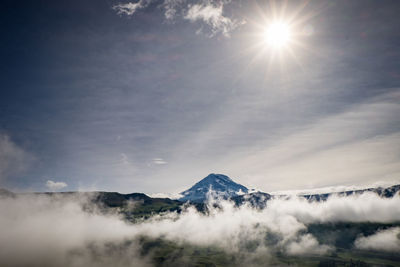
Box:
[179,173,248,202]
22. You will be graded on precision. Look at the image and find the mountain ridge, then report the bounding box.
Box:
[179,173,249,202]
[1,175,399,206]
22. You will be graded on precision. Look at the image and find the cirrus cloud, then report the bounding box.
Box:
[113,0,152,15]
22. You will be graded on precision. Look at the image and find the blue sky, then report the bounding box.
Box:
[1,0,400,194]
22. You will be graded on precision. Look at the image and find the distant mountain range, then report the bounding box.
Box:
[178,173,400,204]
[1,174,399,213]
[300,184,400,201]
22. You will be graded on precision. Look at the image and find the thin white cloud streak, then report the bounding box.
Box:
[152,158,167,164]
[46,180,68,191]
[113,0,152,16]
[0,193,399,266]
[355,227,400,252]
[0,133,34,185]
[269,181,399,196]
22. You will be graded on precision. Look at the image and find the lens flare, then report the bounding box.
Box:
[264,22,291,48]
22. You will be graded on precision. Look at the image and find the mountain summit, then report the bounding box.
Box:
[179,173,248,202]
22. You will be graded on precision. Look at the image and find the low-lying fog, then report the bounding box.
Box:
[0,192,399,267]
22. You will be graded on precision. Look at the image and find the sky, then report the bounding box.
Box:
[1,0,400,194]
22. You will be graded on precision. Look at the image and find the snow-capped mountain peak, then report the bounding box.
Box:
[179,173,248,202]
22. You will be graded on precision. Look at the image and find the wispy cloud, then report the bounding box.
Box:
[111,153,136,177]
[45,180,68,191]
[0,133,34,186]
[120,153,129,165]
[152,158,167,164]
[113,0,152,16]
[112,0,242,37]
[162,0,185,20]
[184,2,240,37]
[221,91,400,191]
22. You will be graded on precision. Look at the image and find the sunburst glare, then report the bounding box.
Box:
[264,21,292,48]
[235,0,323,79]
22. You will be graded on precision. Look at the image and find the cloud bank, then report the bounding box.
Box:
[0,194,149,267]
[355,227,400,252]
[0,192,399,266]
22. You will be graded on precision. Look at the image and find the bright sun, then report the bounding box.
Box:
[247,1,315,67]
[264,21,291,48]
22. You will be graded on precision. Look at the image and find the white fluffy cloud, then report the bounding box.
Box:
[285,234,332,256]
[268,193,400,224]
[46,180,68,191]
[355,227,400,252]
[184,2,239,37]
[0,194,149,267]
[134,193,400,254]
